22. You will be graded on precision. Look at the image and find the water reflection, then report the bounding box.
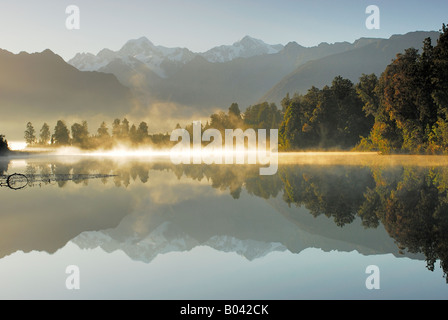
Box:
[0,155,447,284]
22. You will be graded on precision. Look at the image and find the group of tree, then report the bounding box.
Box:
[278,164,448,281]
[279,76,374,150]
[23,101,283,150]
[354,25,448,153]
[24,119,171,150]
[185,101,282,136]
[279,24,448,153]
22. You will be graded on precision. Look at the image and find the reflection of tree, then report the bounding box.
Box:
[170,164,282,200]
[0,159,9,176]
[279,166,375,227]
[364,166,448,282]
[22,160,283,200]
[277,164,448,282]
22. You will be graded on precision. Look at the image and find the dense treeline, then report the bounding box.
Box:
[280,24,448,153]
[354,24,448,154]
[279,76,374,150]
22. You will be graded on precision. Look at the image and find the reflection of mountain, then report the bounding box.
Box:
[3,157,447,281]
[68,167,415,264]
[73,222,289,263]
[0,183,133,259]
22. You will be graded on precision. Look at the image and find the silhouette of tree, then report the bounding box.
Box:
[53,120,70,146]
[0,134,10,156]
[97,121,109,139]
[39,123,51,145]
[71,121,90,148]
[137,122,149,143]
[228,103,242,120]
[24,122,36,146]
[121,118,130,139]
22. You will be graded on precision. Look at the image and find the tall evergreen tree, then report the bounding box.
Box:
[53,120,70,146]
[71,121,90,148]
[121,118,130,138]
[97,121,110,139]
[24,122,36,146]
[39,123,51,145]
[137,122,149,143]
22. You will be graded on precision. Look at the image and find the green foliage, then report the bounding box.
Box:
[356,25,448,154]
[279,77,373,150]
[365,166,448,279]
[279,165,375,227]
[243,102,281,130]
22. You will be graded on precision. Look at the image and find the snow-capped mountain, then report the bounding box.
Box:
[69,37,197,78]
[68,36,284,78]
[201,36,284,63]
[72,221,288,263]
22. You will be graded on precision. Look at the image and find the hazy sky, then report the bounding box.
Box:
[0,0,447,60]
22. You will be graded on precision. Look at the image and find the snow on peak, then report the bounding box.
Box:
[238,35,265,46]
[71,224,287,263]
[201,35,284,63]
[124,36,154,48]
[68,36,284,76]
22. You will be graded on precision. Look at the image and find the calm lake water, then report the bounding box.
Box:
[1,153,448,300]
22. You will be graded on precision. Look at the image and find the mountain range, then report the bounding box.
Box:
[0,31,441,140]
[0,48,136,140]
[71,185,422,264]
[68,31,440,111]
[69,36,285,77]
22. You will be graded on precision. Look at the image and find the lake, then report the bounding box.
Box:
[1,153,448,300]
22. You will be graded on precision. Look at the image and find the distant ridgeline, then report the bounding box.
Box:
[19,24,448,154]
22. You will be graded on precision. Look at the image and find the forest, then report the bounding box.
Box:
[280,24,448,153]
